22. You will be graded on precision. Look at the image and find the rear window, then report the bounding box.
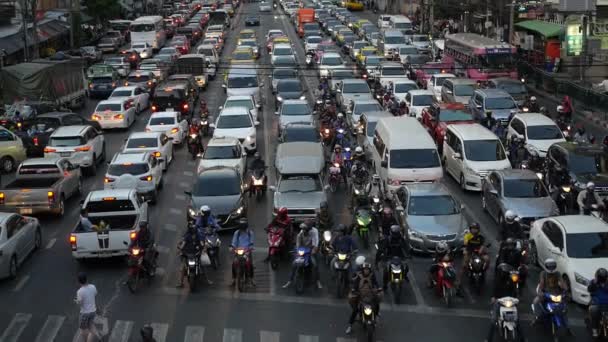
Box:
[154,88,186,98]
[96,103,122,111]
[19,165,60,174]
[111,90,132,97]
[149,117,176,125]
[127,75,151,82]
[50,136,86,147]
[108,163,150,176]
[126,137,158,148]
[86,199,135,212]
[92,77,113,84]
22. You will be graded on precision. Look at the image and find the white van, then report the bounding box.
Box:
[378,15,393,28]
[506,113,565,158]
[389,15,413,34]
[223,65,263,109]
[443,123,511,191]
[371,117,442,190]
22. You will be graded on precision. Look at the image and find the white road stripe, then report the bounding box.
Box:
[222,328,242,342]
[12,275,30,292]
[299,335,319,342]
[150,323,169,342]
[175,194,187,201]
[260,330,280,342]
[108,320,134,342]
[407,268,426,307]
[183,171,194,177]
[45,238,57,249]
[0,313,32,342]
[34,315,65,342]
[169,208,183,215]
[178,182,190,188]
[184,326,205,342]
[164,223,178,232]
[336,338,356,342]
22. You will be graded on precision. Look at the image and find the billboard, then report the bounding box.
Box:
[559,0,595,12]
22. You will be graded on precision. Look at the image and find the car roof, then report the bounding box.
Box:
[446,78,477,85]
[512,113,556,126]
[405,182,451,197]
[128,70,153,76]
[98,98,126,105]
[551,215,608,234]
[476,88,511,98]
[281,99,308,105]
[362,110,392,121]
[111,152,149,164]
[274,43,292,49]
[113,86,137,91]
[226,95,253,101]
[380,61,403,68]
[353,99,380,105]
[198,167,239,178]
[150,111,179,118]
[207,136,241,146]
[394,80,417,85]
[52,125,90,136]
[342,78,367,84]
[220,107,250,116]
[447,123,498,140]
[323,52,341,58]
[277,79,301,85]
[493,169,541,181]
[88,189,134,201]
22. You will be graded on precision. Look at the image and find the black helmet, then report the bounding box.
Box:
[336,223,346,234]
[596,268,608,283]
[320,201,328,210]
[390,225,400,235]
[469,222,480,233]
[504,237,515,250]
[77,272,87,285]
[254,152,261,160]
[238,218,248,230]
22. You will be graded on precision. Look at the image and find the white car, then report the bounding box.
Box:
[44,125,105,176]
[266,29,284,41]
[122,132,173,170]
[91,98,136,129]
[104,152,163,202]
[405,89,436,119]
[211,107,259,153]
[426,73,456,101]
[271,43,295,65]
[196,137,246,175]
[392,80,419,101]
[305,36,323,52]
[145,111,188,144]
[506,113,566,158]
[109,86,150,114]
[131,42,154,59]
[318,52,346,78]
[104,56,131,77]
[529,215,608,305]
[220,95,260,122]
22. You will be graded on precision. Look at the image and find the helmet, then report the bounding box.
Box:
[254,152,261,160]
[355,146,364,156]
[544,258,557,273]
[469,222,480,233]
[277,207,288,217]
[141,325,154,339]
[390,225,400,235]
[337,112,344,119]
[139,221,149,229]
[557,105,564,112]
[238,218,248,230]
[504,210,517,224]
[596,268,608,283]
[587,182,595,190]
[200,205,211,215]
[300,222,309,230]
[504,237,515,250]
[334,144,342,152]
[320,201,328,210]
[336,223,347,234]
[355,255,366,267]
[485,110,493,117]
[530,96,537,102]
[372,174,380,183]
[361,262,372,270]
[435,241,448,254]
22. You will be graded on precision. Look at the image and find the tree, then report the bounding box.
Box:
[84,0,121,24]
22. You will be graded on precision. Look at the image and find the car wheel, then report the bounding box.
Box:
[459,174,466,191]
[8,255,17,279]
[34,228,42,250]
[0,156,15,174]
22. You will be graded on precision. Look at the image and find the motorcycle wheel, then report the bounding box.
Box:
[330,181,337,193]
[295,270,305,295]
[210,254,218,270]
[336,272,345,298]
[444,286,454,308]
[270,253,279,270]
[366,325,375,342]
[237,267,246,292]
[188,273,197,292]
[127,272,139,294]
[503,327,517,342]
[256,188,263,201]
[392,282,402,304]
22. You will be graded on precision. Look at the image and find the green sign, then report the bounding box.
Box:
[566,23,582,56]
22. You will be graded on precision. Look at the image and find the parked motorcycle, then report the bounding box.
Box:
[293,247,313,295]
[232,247,251,292]
[332,250,351,298]
[266,226,286,270]
[354,207,372,249]
[496,297,520,341]
[124,242,158,293]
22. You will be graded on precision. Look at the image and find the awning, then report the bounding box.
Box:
[0,20,69,55]
[515,20,564,38]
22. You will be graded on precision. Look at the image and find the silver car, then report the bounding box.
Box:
[393,183,466,253]
[270,68,298,93]
[0,212,41,279]
[481,169,559,227]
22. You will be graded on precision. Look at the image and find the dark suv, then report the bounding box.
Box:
[151,81,195,116]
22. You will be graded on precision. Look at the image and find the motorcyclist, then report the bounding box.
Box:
[346,262,382,334]
[305,50,315,65]
[588,268,608,338]
[195,205,221,234]
[350,159,369,184]
[458,223,489,287]
[176,223,207,287]
[509,137,528,168]
[230,218,255,287]
[378,207,398,238]
[495,238,525,271]
[140,325,157,342]
[428,241,454,287]
[501,210,526,241]
[313,84,325,100]
[368,174,382,201]
[376,225,410,289]
[248,152,267,191]
[282,222,322,289]
[525,96,540,113]
[481,110,497,131]
[533,258,570,328]
[199,98,208,116]
[574,125,592,144]
[130,221,157,275]
[316,201,334,232]
[577,182,604,215]
[331,223,357,257]
[333,112,348,131]
[398,100,408,116]
[561,95,573,121]
[353,146,366,164]
[331,144,348,184]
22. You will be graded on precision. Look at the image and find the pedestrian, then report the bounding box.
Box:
[75,272,99,342]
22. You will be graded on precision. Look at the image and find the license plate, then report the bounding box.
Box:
[167,107,175,111]
[19,208,32,214]
[99,85,107,89]
[59,152,71,157]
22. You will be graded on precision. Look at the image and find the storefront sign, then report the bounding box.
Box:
[566,23,582,56]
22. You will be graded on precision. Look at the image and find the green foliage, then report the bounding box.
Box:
[84,0,121,23]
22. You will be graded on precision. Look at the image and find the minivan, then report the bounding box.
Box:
[371,117,442,190]
[223,66,263,109]
[443,123,511,191]
[389,15,413,34]
[469,89,518,122]
[379,29,407,57]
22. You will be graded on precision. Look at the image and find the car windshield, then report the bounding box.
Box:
[322,56,343,66]
[273,57,296,66]
[307,37,322,44]
[92,77,113,84]
[233,51,252,60]
[499,82,527,95]
[130,23,155,32]
[111,90,132,97]
[439,110,472,122]
[412,35,429,42]
[382,67,406,76]
[226,99,253,110]
[198,48,214,56]
[503,178,548,198]
[49,136,85,147]
[193,174,240,196]
[100,38,114,44]
[204,145,240,159]
[108,163,149,176]
[239,41,256,48]
[96,103,122,111]
[566,233,608,258]
[274,47,293,56]
[394,83,417,93]
[278,175,322,192]
[127,75,150,82]
[217,114,251,129]
[132,44,147,49]
[343,83,369,93]
[412,95,434,106]
[433,77,451,87]
[105,58,123,64]
[331,71,355,79]
[385,36,406,44]
[281,103,310,115]
[454,85,475,96]
[390,149,440,168]
[354,103,381,115]
[408,195,458,215]
[158,48,175,55]
[138,63,158,70]
[464,139,506,161]
[409,55,431,65]
[227,76,258,88]
[399,47,418,55]
[274,69,297,79]
[526,125,563,140]
[149,117,175,125]
[485,97,516,110]
[366,121,378,137]
[278,82,302,92]
[569,153,608,175]
[126,137,158,148]
[284,127,319,142]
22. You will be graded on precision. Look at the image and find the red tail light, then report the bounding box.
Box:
[69,234,77,250]
[104,177,115,183]
[182,103,189,109]
[44,147,57,153]
[33,136,39,146]
[151,105,157,111]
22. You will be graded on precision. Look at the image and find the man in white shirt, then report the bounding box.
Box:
[75,272,99,342]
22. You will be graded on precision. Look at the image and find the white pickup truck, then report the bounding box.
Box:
[69,189,149,260]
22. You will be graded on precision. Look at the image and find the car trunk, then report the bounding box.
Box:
[73,214,138,254]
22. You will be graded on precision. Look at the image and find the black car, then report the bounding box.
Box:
[18,112,102,157]
[281,122,321,143]
[151,81,195,116]
[245,15,260,26]
[275,79,306,109]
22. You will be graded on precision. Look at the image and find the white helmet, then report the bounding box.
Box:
[557,105,564,112]
[355,255,366,267]
[355,146,363,155]
[530,96,537,101]
[505,210,517,223]
[199,205,211,214]
[587,182,595,190]
[337,112,344,119]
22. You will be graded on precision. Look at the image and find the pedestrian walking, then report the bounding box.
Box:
[75,272,99,342]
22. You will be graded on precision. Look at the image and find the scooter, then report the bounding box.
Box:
[532,291,569,342]
[358,291,380,342]
[468,248,488,295]
[354,207,372,249]
[199,113,210,136]
[387,256,408,304]
[232,248,251,292]
[497,297,520,341]
[293,247,314,295]
[185,249,202,292]
[305,53,314,68]
[249,168,266,201]
[496,263,523,299]
[320,230,333,266]
[124,242,158,294]
[434,257,457,307]
[266,226,285,270]
[332,250,351,298]
[187,132,202,160]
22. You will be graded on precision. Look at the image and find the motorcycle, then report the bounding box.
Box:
[204,227,221,270]
[232,248,251,292]
[320,124,333,146]
[328,163,342,192]
[293,247,314,294]
[187,132,202,160]
[335,128,349,149]
[352,180,371,207]
[199,113,210,137]
[554,183,576,215]
[468,248,488,295]
[358,291,380,342]
[532,291,569,342]
[185,249,202,292]
[354,207,372,249]
[497,297,520,341]
[343,147,353,170]
[433,257,457,307]
[495,263,523,299]
[370,195,381,229]
[266,226,285,270]
[249,168,266,201]
[387,256,408,304]
[124,243,157,293]
[332,250,351,298]
[305,53,314,68]
[320,230,333,266]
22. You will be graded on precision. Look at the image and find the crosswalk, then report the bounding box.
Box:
[0,313,371,342]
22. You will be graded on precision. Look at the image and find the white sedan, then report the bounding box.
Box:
[132,42,154,59]
[109,86,150,114]
[92,98,137,129]
[145,111,188,144]
[122,132,174,170]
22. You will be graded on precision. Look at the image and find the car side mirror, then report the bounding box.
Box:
[218,106,223,111]
[453,152,462,160]
[446,90,453,95]
[380,160,387,168]
[269,185,276,191]
[489,189,498,196]
[550,246,562,254]
[476,104,482,109]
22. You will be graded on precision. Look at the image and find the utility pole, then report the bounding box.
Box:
[69,0,74,48]
[580,13,589,83]
[420,0,425,33]
[429,0,434,36]
[21,4,28,62]
[508,1,515,45]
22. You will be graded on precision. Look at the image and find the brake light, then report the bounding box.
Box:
[89,84,94,89]
[140,175,153,181]
[153,151,161,158]
[113,114,125,120]
[33,136,39,146]
[130,231,137,240]
[75,146,91,152]
[151,105,157,111]
[44,147,57,153]
[69,234,77,250]
[124,99,134,109]
[0,192,4,204]
[183,103,189,109]
[91,114,101,121]
[124,81,129,86]
[104,177,114,183]
[112,82,117,88]
[171,127,179,133]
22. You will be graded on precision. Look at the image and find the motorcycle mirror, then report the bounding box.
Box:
[489,189,498,196]
[268,185,276,191]
[274,111,279,115]
[218,106,223,111]
[324,184,330,191]
[460,204,465,211]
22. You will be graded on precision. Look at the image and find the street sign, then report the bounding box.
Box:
[566,23,583,56]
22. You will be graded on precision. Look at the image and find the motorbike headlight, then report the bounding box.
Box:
[338,253,347,260]
[320,69,328,77]
[363,305,373,316]
[373,197,380,203]
[323,230,332,242]
[503,299,514,308]
[277,96,284,102]
[188,260,196,266]
[575,272,590,286]
[392,268,402,274]
[550,294,562,303]
[316,100,323,104]
[188,207,196,217]
[237,249,245,255]
[190,133,197,139]
[562,186,571,193]
[510,272,519,283]
[235,205,244,215]
[299,96,306,100]
[324,128,330,134]
[298,250,305,256]
[132,248,141,256]
[354,188,360,195]
[536,172,543,180]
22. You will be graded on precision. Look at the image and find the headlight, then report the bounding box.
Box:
[562,186,571,193]
[373,197,380,203]
[536,172,543,180]
[503,299,514,308]
[188,207,196,217]
[187,260,196,266]
[320,69,328,77]
[363,306,373,315]
[550,294,562,303]
[392,268,402,274]
[235,206,244,215]
[277,96,284,102]
[246,135,254,142]
[575,272,590,286]
[354,188,360,195]
[299,95,306,100]
[338,253,347,260]
[298,250,305,256]
[323,230,332,242]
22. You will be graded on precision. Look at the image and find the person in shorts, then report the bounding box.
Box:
[75,272,99,342]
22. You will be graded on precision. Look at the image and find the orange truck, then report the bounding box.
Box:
[297,8,315,38]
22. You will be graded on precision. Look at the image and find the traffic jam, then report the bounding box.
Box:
[0,0,607,341]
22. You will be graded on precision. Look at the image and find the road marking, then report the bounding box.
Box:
[336,338,356,342]
[268,263,276,295]
[156,245,170,254]
[186,161,196,166]
[299,335,319,342]
[184,326,205,342]
[34,315,65,342]
[407,268,426,307]
[0,313,32,342]
[260,330,280,342]
[45,238,57,249]
[222,328,242,342]
[150,323,169,342]
[169,208,183,215]
[183,171,194,177]
[178,182,190,188]
[108,320,133,342]
[12,275,30,292]
[175,194,186,201]
[164,223,178,232]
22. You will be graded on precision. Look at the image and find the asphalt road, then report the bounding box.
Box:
[0,4,595,342]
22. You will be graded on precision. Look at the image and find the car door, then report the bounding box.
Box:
[87,128,103,157]
[6,215,28,263]
[150,156,162,187]
[507,118,525,143]
[485,173,502,219]
[57,159,77,194]
[160,134,172,163]
[0,129,24,161]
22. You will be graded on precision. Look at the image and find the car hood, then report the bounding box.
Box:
[213,127,254,139]
[487,108,515,120]
[191,194,241,216]
[342,93,374,102]
[274,191,326,209]
[502,196,557,218]
[406,214,465,236]
[277,91,305,99]
[280,115,313,127]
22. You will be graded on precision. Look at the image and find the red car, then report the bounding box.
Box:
[421,103,474,151]
[170,35,191,54]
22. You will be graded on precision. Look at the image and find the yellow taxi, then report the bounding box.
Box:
[238,38,260,59]
[356,46,379,64]
[238,29,257,43]
[230,47,256,64]
[353,19,370,31]
[270,37,291,53]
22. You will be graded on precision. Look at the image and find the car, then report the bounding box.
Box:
[305,36,323,52]
[319,52,346,78]
[157,47,181,62]
[231,47,256,64]
[0,212,42,279]
[270,68,298,93]
[355,46,379,65]
[196,137,246,175]
[0,128,27,173]
[44,125,105,175]
[267,36,290,53]
[104,152,163,203]
[469,89,518,123]
[202,37,223,53]
[271,55,297,68]
[271,43,295,65]
[265,29,285,42]
[409,34,431,53]
[392,183,466,253]
[481,169,558,227]
[185,167,247,228]
[350,99,382,123]
[238,29,257,43]
[145,111,188,145]
[211,107,259,153]
[275,79,307,109]
[245,15,260,26]
[349,40,370,61]
[377,61,408,88]
[138,58,169,81]
[529,215,608,304]
[104,56,131,77]
[124,71,157,91]
[487,77,529,107]
[397,45,419,64]
[105,30,125,46]
[441,78,477,105]
[238,39,260,59]
[109,86,150,114]
[259,1,272,11]
[91,98,136,129]
[336,79,374,112]
[360,55,385,80]
[426,73,456,101]
[169,37,191,55]
[420,103,474,150]
[151,81,195,116]
[506,113,565,158]
[97,37,119,53]
[122,132,173,171]
[392,80,419,101]
[405,89,436,119]
[277,99,314,134]
[80,46,102,63]
[281,122,321,144]
[131,42,153,59]
[220,95,260,122]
